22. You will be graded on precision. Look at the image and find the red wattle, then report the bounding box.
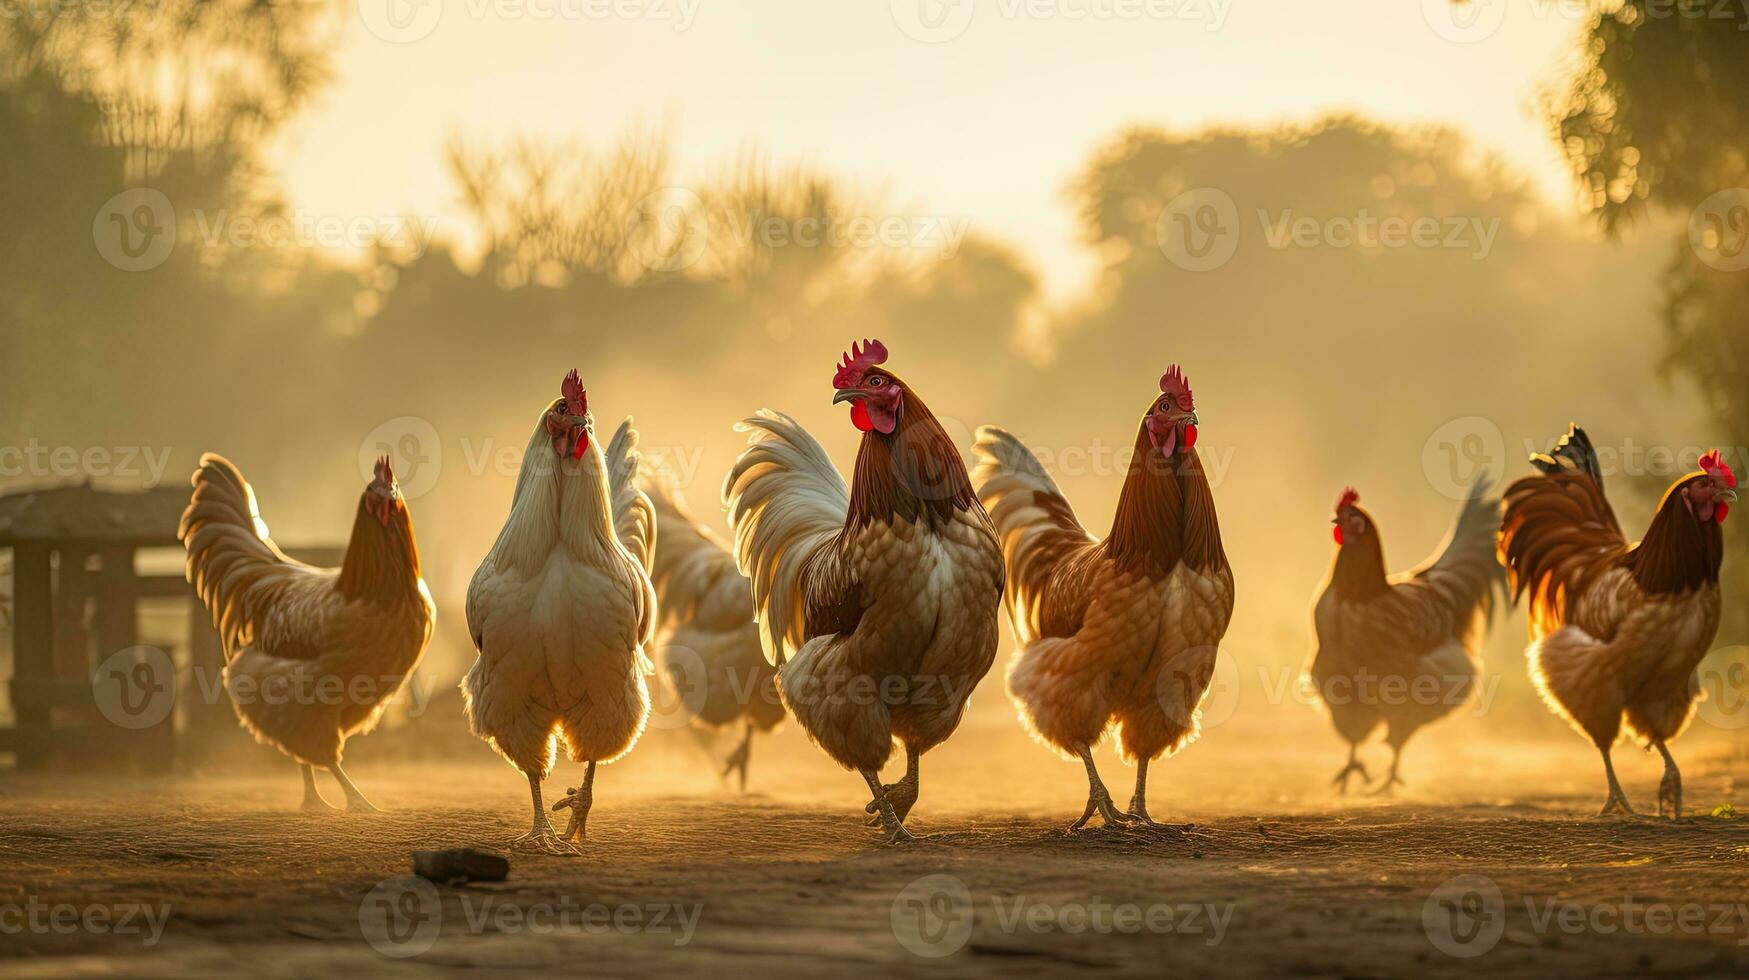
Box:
[1333,525,1344,545]
[850,400,874,433]
[1183,424,1198,450]
[1717,502,1730,524]
[573,432,589,459]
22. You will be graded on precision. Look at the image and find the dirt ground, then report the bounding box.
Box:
[4,718,1749,978]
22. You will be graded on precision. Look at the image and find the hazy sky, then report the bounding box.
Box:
[273,1,1586,298]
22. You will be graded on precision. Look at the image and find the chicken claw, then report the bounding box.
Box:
[1332,745,1370,795]
[1068,788,1143,833]
[552,762,598,844]
[1654,741,1682,821]
[721,724,754,794]
[861,769,916,843]
[864,747,920,827]
[513,825,582,856]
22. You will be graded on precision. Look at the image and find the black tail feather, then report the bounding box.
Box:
[1529,423,1603,492]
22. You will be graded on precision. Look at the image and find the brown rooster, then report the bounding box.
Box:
[1499,424,1734,819]
[179,454,434,810]
[1307,480,1500,795]
[971,365,1232,831]
[723,339,1004,842]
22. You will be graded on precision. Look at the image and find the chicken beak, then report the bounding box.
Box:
[832,389,863,405]
[1721,488,1739,504]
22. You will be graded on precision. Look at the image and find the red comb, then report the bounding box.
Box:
[374,455,393,485]
[1160,364,1194,409]
[833,338,889,388]
[1336,487,1359,511]
[1701,449,1736,488]
[561,369,588,416]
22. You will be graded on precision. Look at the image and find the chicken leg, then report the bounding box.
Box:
[865,745,920,827]
[514,773,580,856]
[1069,747,1142,833]
[554,761,597,843]
[1654,740,1681,821]
[327,765,381,812]
[1598,747,1633,816]
[1368,744,1405,796]
[1332,743,1369,795]
[721,723,754,793]
[300,764,337,811]
[861,769,915,843]
[1126,757,1189,831]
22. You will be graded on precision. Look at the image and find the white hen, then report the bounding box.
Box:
[463,370,656,854]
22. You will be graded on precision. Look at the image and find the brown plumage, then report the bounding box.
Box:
[179,453,434,811]
[972,365,1234,830]
[1498,424,1734,819]
[1307,480,1500,795]
[725,344,1005,842]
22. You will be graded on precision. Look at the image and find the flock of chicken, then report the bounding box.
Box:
[175,340,1737,851]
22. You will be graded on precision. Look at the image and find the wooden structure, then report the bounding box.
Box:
[0,482,339,772]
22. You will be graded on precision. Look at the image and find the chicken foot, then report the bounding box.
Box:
[861,769,916,843]
[1653,740,1682,821]
[1368,746,1405,796]
[865,746,920,827]
[1069,747,1143,833]
[1332,744,1370,795]
[327,765,381,812]
[300,765,337,811]
[721,723,754,793]
[1127,758,1190,832]
[1597,748,1634,816]
[554,761,597,843]
[514,774,581,856]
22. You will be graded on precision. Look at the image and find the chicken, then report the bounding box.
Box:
[1307,480,1500,796]
[723,339,1003,842]
[645,470,784,791]
[179,454,434,811]
[463,371,657,854]
[971,365,1232,831]
[1499,425,1735,819]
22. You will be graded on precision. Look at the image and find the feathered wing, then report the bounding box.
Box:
[605,418,657,573]
[970,426,1099,642]
[723,410,853,666]
[178,453,328,661]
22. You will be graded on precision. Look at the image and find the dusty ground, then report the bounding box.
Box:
[4,718,1749,978]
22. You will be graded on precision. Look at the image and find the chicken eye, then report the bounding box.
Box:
[868,377,886,387]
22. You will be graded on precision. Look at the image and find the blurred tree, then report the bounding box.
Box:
[1549,1,1749,636]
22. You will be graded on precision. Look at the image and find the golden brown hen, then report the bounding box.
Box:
[1499,424,1735,819]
